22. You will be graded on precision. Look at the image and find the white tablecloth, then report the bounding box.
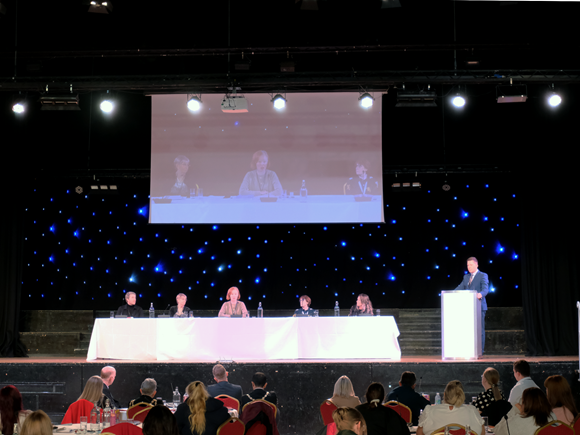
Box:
[87,317,401,361]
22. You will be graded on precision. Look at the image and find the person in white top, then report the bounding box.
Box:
[417,380,484,435]
[494,388,556,435]
[508,360,539,406]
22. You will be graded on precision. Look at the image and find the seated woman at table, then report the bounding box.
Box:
[330,376,361,408]
[0,386,32,435]
[19,410,52,435]
[294,295,315,316]
[475,367,510,426]
[544,375,578,425]
[356,382,410,435]
[349,294,374,316]
[332,407,367,435]
[62,376,105,423]
[218,287,249,318]
[143,405,179,435]
[494,388,556,435]
[238,150,283,196]
[170,293,192,318]
[174,382,229,435]
[343,158,380,196]
[417,380,484,435]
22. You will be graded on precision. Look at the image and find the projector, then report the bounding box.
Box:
[221,96,248,113]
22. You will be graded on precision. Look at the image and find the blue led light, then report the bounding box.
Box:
[341,242,346,246]
[213,225,218,230]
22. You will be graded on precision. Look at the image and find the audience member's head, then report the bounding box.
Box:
[544,375,578,417]
[332,407,366,435]
[141,378,157,398]
[333,376,356,398]
[443,380,465,407]
[521,387,552,427]
[513,360,531,380]
[251,372,268,389]
[185,382,209,435]
[19,410,52,435]
[399,371,417,388]
[482,367,502,401]
[100,366,116,387]
[212,364,228,382]
[363,383,385,409]
[78,376,105,403]
[142,405,179,435]
[0,385,24,435]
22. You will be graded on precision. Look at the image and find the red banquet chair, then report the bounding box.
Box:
[242,399,277,418]
[573,414,580,434]
[384,401,412,424]
[216,417,245,435]
[320,400,338,426]
[215,395,241,412]
[61,399,96,424]
[100,422,143,435]
[127,403,153,422]
[432,424,479,435]
[242,400,278,435]
[534,420,575,435]
[325,422,339,435]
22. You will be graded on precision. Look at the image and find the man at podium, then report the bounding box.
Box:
[455,257,489,353]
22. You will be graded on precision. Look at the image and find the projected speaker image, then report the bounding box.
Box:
[150,93,383,224]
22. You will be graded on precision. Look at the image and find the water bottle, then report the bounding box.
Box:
[300,180,307,201]
[173,387,181,408]
[435,392,441,404]
[257,302,263,318]
[13,423,19,435]
[110,407,117,426]
[90,402,100,431]
[103,400,111,428]
[334,301,340,317]
[466,425,471,435]
[149,303,155,318]
[444,426,450,435]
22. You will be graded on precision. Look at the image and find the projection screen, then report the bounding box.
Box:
[150,92,383,224]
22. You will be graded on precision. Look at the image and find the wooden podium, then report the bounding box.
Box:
[441,290,482,360]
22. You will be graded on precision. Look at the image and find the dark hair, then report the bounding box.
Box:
[355,159,371,171]
[400,372,417,386]
[299,295,311,307]
[363,383,385,409]
[357,294,373,314]
[513,360,531,377]
[142,405,179,435]
[0,386,24,435]
[522,388,552,427]
[544,375,578,418]
[252,372,267,388]
[467,257,478,264]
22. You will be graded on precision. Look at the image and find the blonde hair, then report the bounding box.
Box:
[332,407,366,435]
[483,368,502,401]
[444,380,465,407]
[20,410,53,435]
[78,376,104,403]
[333,376,356,398]
[186,382,208,435]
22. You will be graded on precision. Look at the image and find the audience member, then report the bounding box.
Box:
[100,366,121,408]
[206,364,243,403]
[0,386,32,435]
[240,372,278,416]
[475,367,511,426]
[79,376,106,406]
[387,371,430,426]
[129,378,159,408]
[174,381,229,435]
[116,291,144,318]
[332,407,367,435]
[330,376,361,408]
[143,405,179,435]
[544,375,578,425]
[417,380,484,435]
[508,360,539,406]
[356,382,410,435]
[494,388,556,435]
[19,410,52,435]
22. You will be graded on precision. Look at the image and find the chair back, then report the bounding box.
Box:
[534,420,575,435]
[326,422,339,435]
[320,400,338,426]
[245,422,268,435]
[241,401,278,435]
[132,406,152,423]
[242,399,277,418]
[216,417,245,435]
[384,401,412,424]
[127,403,153,421]
[100,422,143,435]
[216,394,241,412]
[61,399,96,424]
[432,423,478,435]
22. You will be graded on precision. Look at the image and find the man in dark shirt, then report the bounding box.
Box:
[206,364,243,403]
[240,372,279,422]
[386,371,430,426]
[100,366,121,409]
[128,378,158,407]
[116,291,144,317]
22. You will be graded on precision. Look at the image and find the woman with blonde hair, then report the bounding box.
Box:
[544,375,578,425]
[332,407,367,435]
[174,381,229,435]
[78,376,105,405]
[19,410,53,435]
[330,376,361,408]
[417,381,484,435]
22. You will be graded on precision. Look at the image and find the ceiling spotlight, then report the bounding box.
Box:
[100,100,113,113]
[271,94,286,110]
[187,95,202,111]
[548,93,562,107]
[452,94,466,108]
[12,102,25,113]
[496,81,527,103]
[87,0,113,14]
[358,93,374,109]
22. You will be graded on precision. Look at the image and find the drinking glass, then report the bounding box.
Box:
[314,310,319,317]
[471,396,478,405]
[190,187,196,197]
[79,416,87,434]
[110,311,114,318]
[197,188,203,197]
[482,416,488,431]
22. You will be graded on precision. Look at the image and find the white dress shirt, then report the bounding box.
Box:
[508,377,539,406]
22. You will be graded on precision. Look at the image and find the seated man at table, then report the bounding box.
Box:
[240,372,279,422]
[128,378,158,408]
[206,364,243,403]
[387,371,430,426]
[116,291,144,318]
[100,366,121,409]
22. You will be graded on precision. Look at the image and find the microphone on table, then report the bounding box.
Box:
[165,304,171,315]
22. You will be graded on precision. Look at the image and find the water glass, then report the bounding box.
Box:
[110,311,114,318]
[376,309,381,316]
[197,188,203,197]
[314,310,319,317]
[189,311,194,318]
[471,396,478,405]
[482,416,488,431]
[289,191,294,198]
[79,416,87,434]
[190,187,196,197]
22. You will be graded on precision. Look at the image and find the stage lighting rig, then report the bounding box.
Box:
[187,94,202,111]
[12,94,26,114]
[221,87,248,113]
[396,89,437,107]
[40,94,80,111]
[358,92,374,109]
[86,0,113,14]
[452,94,466,108]
[271,93,286,110]
[547,84,562,107]
[496,80,527,103]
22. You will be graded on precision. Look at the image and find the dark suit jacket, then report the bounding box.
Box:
[455,270,489,310]
[102,384,121,409]
[386,385,430,426]
[116,304,144,318]
[240,388,279,422]
[206,381,243,403]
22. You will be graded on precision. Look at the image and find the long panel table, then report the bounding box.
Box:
[87,317,401,361]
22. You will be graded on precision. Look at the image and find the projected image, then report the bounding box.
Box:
[150,93,383,224]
